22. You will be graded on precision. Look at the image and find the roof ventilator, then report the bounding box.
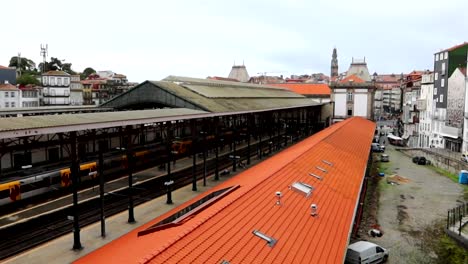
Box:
[316,166,328,173]
[309,173,323,181]
[289,182,314,198]
[221,261,230,264]
[322,160,333,166]
[252,230,277,247]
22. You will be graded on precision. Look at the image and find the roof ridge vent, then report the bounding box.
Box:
[289,181,314,198]
[309,173,323,181]
[252,230,277,247]
[316,166,328,173]
[322,160,333,166]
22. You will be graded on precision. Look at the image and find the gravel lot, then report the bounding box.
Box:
[366,144,464,263]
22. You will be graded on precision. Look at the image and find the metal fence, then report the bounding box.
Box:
[447,202,468,236]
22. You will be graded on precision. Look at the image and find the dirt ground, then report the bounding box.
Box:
[359,144,465,264]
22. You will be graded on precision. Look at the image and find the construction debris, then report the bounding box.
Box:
[386,174,410,185]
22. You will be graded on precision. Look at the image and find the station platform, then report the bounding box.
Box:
[2,142,273,264]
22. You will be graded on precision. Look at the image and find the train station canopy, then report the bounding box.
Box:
[101,76,320,112]
[77,117,376,264]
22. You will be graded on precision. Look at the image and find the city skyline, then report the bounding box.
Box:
[1,0,467,82]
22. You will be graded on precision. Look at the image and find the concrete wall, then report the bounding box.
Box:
[400,148,468,174]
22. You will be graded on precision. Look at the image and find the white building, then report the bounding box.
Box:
[418,72,434,148]
[442,67,466,151]
[0,81,20,108]
[70,75,83,105]
[41,71,71,106]
[20,86,40,107]
[331,74,376,122]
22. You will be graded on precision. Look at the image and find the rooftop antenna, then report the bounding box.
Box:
[40,44,48,73]
[17,52,22,76]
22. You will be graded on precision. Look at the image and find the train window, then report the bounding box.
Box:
[13,152,32,169]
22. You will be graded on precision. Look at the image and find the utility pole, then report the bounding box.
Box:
[17,53,21,77]
[40,44,48,73]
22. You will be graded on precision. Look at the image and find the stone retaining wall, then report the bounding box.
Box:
[398,148,468,175]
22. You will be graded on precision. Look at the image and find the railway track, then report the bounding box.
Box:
[0,138,289,261]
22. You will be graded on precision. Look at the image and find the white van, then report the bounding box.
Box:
[345,241,389,264]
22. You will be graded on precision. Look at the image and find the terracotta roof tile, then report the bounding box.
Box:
[269,83,331,95]
[42,70,70,76]
[340,74,365,83]
[458,67,466,76]
[441,42,468,52]
[0,83,18,91]
[76,117,375,264]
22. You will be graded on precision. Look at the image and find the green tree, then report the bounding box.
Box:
[8,56,37,74]
[17,74,40,86]
[81,67,96,80]
[38,57,76,75]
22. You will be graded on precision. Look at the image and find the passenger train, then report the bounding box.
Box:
[0,148,160,207]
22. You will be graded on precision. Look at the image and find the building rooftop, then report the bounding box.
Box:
[440,42,468,52]
[269,83,331,96]
[340,74,365,84]
[42,70,70,76]
[76,117,375,264]
[0,83,18,91]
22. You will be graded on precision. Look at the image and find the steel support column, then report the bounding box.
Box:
[70,131,82,250]
[166,122,173,204]
[98,140,106,237]
[125,126,135,223]
[214,117,220,180]
[191,119,197,191]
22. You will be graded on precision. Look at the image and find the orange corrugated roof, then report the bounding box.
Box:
[76,117,375,264]
[269,83,331,95]
[340,74,365,83]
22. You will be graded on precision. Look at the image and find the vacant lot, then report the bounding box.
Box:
[364,146,464,263]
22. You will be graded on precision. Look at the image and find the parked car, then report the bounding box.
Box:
[413,156,429,165]
[371,143,384,153]
[381,154,389,162]
[345,241,389,264]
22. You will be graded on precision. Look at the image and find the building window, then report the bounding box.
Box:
[440,94,444,103]
[11,92,15,97]
[5,92,8,97]
[51,77,55,85]
[347,108,353,116]
[441,62,446,72]
[58,78,62,86]
[441,78,445,87]
[11,102,15,107]
[435,72,438,80]
[5,102,9,107]
[435,54,438,61]
[444,52,448,60]
[347,92,353,101]
[64,78,69,86]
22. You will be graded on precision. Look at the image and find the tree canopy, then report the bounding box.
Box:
[9,56,37,74]
[81,67,96,80]
[38,57,76,75]
[17,74,40,86]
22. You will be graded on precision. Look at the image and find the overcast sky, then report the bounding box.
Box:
[2,0,467,82]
